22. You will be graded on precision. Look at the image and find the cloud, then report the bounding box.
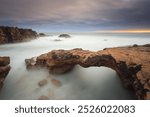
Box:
[0,0,150,31]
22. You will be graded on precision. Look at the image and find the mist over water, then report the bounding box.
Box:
[0,33,149,100]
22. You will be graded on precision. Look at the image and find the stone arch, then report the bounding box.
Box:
[25,48,148,99]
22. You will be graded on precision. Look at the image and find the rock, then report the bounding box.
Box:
[0,57,10,66]
[133,44,138,47]
[49,65,74,74]
[39,33,46,37]
[38,95,49,100]
[145,92,150,100]
[38,79,48,87]
[25,57,37,69]
[25,44,150,99]
[0,26,38,44]
[143,44,150,47]
[54,39,62,41]
[0,56,11,89]
[58,34,71,38]
[51,79,62,87]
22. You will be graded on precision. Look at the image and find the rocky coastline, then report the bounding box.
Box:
[0,26,38,44]
[25,44,150,99]
[0,26,149,100]
[0,57,11,89]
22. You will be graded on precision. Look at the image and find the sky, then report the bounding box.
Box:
[0,0,150,32]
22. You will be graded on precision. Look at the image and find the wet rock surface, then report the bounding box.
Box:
[25,44,150,99]
[0,56,11,89]
[0,26,38,44]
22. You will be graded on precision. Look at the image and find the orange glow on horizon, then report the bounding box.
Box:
[111,29,150,33]
[96,29,150,33]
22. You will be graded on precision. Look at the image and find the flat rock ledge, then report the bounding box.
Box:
[25,44,150,99]
[0,57,11,89]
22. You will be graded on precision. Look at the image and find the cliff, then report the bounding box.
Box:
[25,44,150,99]
[0,57,11,89]
[0,26,38,44]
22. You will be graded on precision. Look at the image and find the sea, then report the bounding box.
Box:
[0,32,149,100]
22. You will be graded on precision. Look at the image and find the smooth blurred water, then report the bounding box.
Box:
[0,33,149,100]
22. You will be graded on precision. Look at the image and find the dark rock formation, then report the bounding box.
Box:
[25,44,150,99]
[39,33,46,37]
[0,57,11,89]
[133,44,138,47]
[0,26,38,44]
[58,34,71,38]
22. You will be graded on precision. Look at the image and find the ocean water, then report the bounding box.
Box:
[0,33,149,100]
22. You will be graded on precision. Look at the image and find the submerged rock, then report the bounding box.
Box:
[51,79,62,87]
[0,26,38,44]
[25,44,150,99]
[38,95,49,100]
[0,56,11,89]
[38,79,48,87]
[58,34,71,38]
[53,39,62,42]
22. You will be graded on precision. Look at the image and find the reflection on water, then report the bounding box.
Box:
[0,33,149,99]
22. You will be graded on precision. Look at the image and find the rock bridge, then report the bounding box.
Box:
[25,44,150,99]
